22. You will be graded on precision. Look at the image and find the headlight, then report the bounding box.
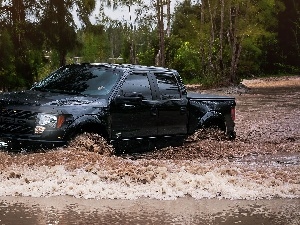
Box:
[35,113,65,134]
[37,113,57,128]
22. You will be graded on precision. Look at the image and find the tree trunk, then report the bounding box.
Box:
[156,0,161,66]
[228,4,242,83]
[292,0,300,59]
[59,51,67,67]
[200,1,205,75]
[11,0,25,51]
[219,0,225,75]
[207,0,215,70]
[166,0,171,37]
[160,0,165,67]
[156,0,165,67]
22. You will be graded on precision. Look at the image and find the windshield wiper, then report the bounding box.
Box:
[51,89,88,97]
[31,87,51,92]
[32,87,87,96]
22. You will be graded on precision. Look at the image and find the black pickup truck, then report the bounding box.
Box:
[0,63,236,152]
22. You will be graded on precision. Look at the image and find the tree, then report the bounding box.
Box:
[156,0,165,66]
[154,0,171,67]
[0,0,97,88]
[278,0,300,72]
[0,28,15,91]
[75,24,116,63]
[102,0,172,66]
[0,0,44,88]
[171,0,283,84]
[97,0,144,64]
[40,0,96,67]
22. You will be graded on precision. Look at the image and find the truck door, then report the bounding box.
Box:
[110,72,157,139]
[154,72,188,136]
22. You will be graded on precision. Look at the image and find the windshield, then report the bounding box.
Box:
[32,65,122,96]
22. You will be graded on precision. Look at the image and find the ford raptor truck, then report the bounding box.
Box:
[0,63,236,152]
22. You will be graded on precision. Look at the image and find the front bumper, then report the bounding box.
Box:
[0,135,67,151]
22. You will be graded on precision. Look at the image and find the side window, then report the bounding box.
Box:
[119,73,152,100]
[155,73,181,99]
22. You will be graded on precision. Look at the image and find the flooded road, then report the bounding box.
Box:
[0,197,299,225]
[0,76,299,224]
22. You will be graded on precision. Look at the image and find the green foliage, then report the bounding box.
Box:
[106,23,128,61]
[75,25,110,62]
[171,1,201,43]
[75,0,97,26]
[135,26,158,65]
[137,47,156,65]
[0,29,16,91]
[168,0,289,86]
[39,1,78,66]
[173,41,200,80]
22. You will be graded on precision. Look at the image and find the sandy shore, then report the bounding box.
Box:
[241,75,300,88]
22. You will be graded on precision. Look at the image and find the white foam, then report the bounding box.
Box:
[0,160,299,200]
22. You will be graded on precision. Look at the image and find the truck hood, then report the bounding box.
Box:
[0,90,107,108]
[187,92,235,101]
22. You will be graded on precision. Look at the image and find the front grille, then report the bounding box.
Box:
[0,123,34,134]
[0,108,37,134]
[1,108,36,120]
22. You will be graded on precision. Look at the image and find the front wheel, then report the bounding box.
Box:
[68,132,115,155]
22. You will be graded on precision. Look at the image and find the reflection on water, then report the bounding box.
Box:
[0,197,299,225]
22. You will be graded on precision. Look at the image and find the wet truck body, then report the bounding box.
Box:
[0,64,236,152]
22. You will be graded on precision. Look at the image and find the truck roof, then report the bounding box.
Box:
[79,63,176,74]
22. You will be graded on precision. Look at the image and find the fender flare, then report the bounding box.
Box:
[64,114,109,140]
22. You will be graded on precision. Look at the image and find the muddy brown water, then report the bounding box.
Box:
[0,80,299,224]
[0,197,299,225]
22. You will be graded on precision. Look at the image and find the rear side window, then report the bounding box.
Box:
[119,73,152,100]
[155,73,181,99]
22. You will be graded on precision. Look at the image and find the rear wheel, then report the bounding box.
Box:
[227,131,236,140]
[204,119,236,140]
[187,127,227,142]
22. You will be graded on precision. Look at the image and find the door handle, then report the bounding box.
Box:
[124,104,135,109]
[150,107,158,116]
[180,107,187,115]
